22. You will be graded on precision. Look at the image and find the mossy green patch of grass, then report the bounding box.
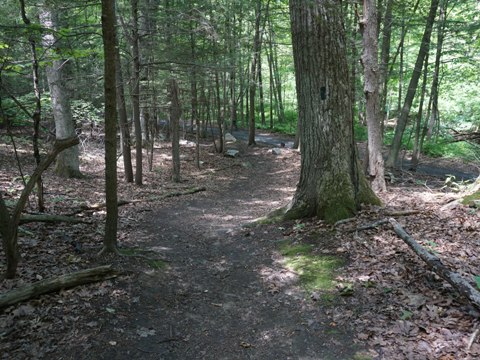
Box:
[280,243,313,257]
[118,248,167,270]
[353,353,374,360]
[147,259,167,270]
[461,191,480,205]
[280,242,344,292]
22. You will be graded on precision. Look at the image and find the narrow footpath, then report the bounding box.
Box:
[84,146,364,359]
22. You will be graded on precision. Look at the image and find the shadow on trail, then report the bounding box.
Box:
[97,148,363,359]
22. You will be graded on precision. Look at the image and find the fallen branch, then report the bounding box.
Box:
[468,325,480,351]
[389,218,480,310]
[160,186,206,199]
[70,187,207,214]
[351,218,389,232]
[344,210,420,233]
[334,217,356,227]
[384,209,421,216]
[19,214,87,224]
[0,265,118,310]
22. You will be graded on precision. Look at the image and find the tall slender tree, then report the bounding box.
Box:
[248,0,262,146]
[360,0,386,192]
[19,0,44,210]
[169,78,182,182]
[386,0,439,168]
[101,0,119,253]
[130,0,143,185]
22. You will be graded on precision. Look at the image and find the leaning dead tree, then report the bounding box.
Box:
[0,137,79,279]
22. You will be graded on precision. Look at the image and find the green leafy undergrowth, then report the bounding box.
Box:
[279,241,344,294]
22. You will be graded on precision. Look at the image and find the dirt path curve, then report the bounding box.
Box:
[89,146,363,360]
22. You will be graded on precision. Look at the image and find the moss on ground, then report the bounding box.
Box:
[118,248,167,270]
[461,190,480,206]
[279,242,344,293]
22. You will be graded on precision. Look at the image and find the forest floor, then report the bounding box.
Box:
[1,129,480,359]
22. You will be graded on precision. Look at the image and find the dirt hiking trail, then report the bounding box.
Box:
[76,145,364,359]
[2,131,479,359]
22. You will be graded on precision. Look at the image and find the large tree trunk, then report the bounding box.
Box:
[40,8,82,179]
[360,0,386,192]
[101,0,119,254]
[286,0,380,224]
[386,0,439,168]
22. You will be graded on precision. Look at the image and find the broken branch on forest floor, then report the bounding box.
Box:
[389,218,480,310]
[349,210,421,232]
[384,209,421,216]
[349,219,389,232]
[0,265,118,310]
[19,214,88,224]
[69,187,206,215]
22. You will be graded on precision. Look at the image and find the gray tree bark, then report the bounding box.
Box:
[286,0,380,223]
[360,0,386,192]
[40,8,82,178]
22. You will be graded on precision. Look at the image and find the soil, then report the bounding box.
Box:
[1,130,480,359]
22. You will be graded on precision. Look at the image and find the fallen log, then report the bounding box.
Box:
[0,265,118,310]
[389,218,480,310]
[19,214,87,224]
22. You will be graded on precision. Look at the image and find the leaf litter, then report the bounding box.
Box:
[0,130,479,359]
